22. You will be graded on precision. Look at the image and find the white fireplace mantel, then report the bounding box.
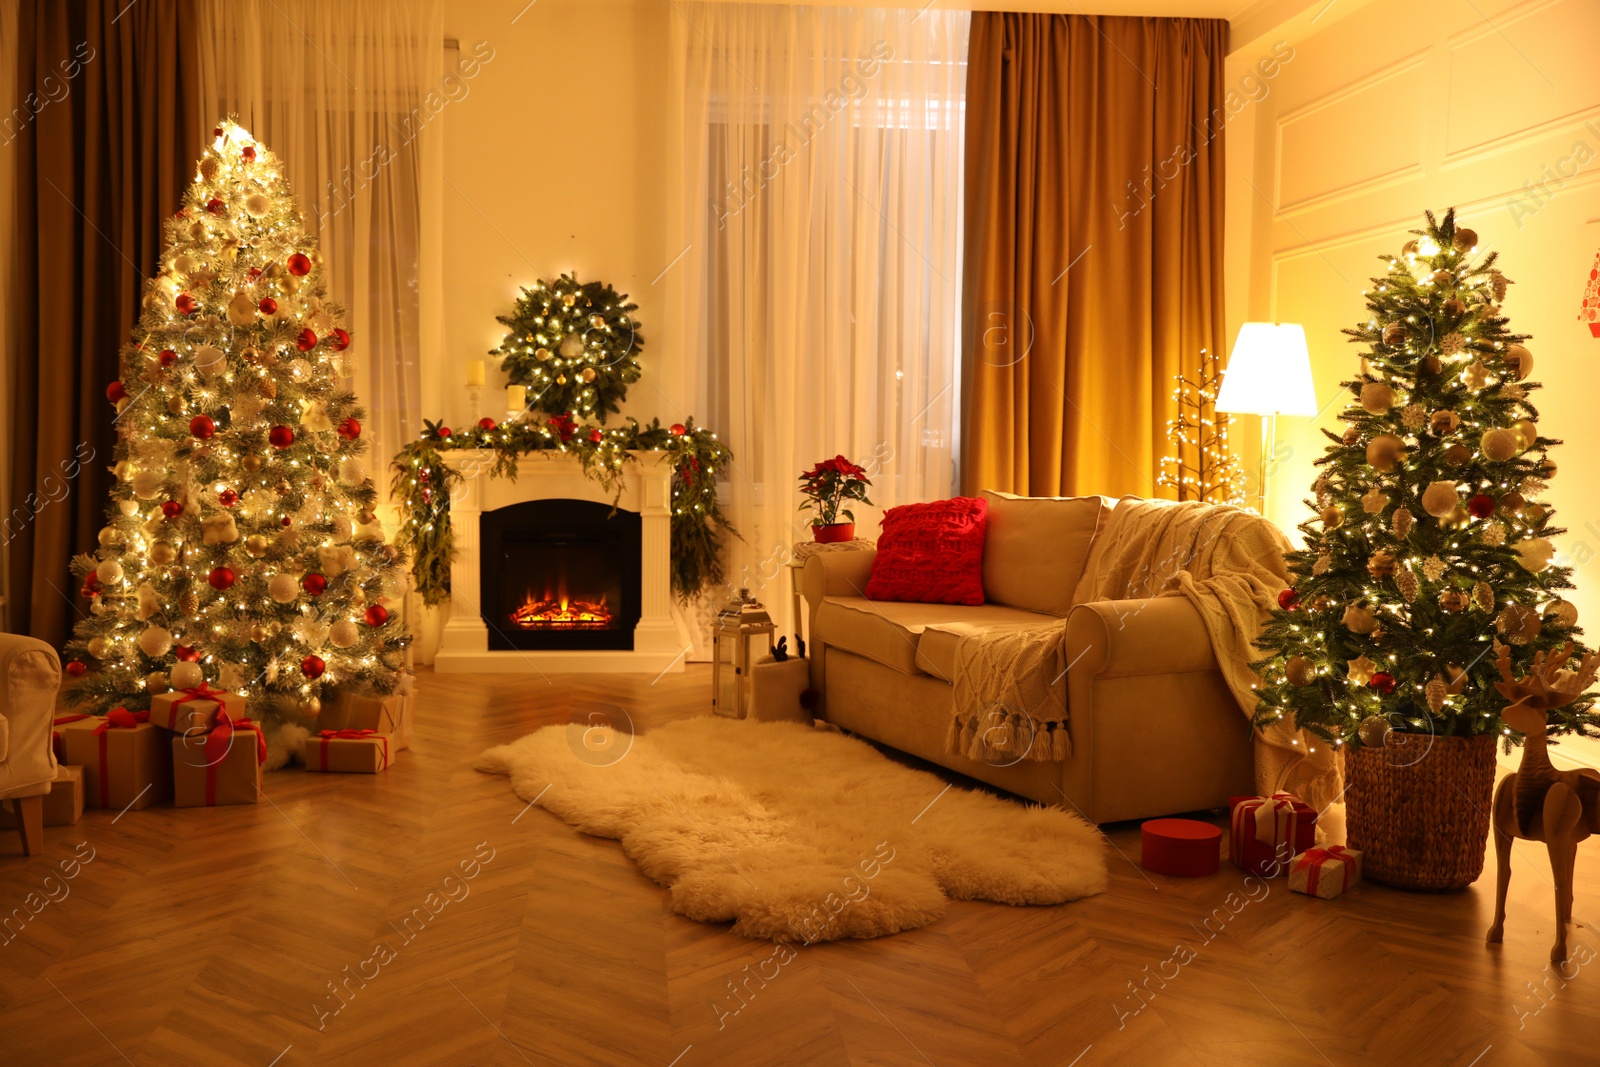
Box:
[433,450,689,674]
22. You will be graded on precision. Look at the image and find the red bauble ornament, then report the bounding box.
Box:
[477,417,497,431]
[589,429,602,444]
[364,604,390,627]
[189,414,217,440]
[65,660,87,677]
[175,293,199,315]
[174,645,200,663]
[301,654,326,680]
[258,297,278,315]
[1278,589,1300,610]
[330,328,350,351]
[161,500,183,519]
[213,126,223,138]
[1467,494,1496,519]
[206,197,225,215]
[247,267,262,281]
[82,574,102,596]
[218,488,238,507]
[337,417,362,441]
[287,253,312,277]
[269,425,295,449]
[301,573,328,596]
[106,380,127,403]
[208,566,236,590]
[1368,672,1398,696]
[296,327,318,352]
[158,348,178,367]
[670,423,687,436]
[241,146,256,162]
[437,426,452,439]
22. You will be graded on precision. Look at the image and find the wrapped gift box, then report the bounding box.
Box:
[302,730,394,773]
[149,684,247,736]
[0,766,85,828]
[1289,845,1363,899]
[172,717,265,808]
[52,714,96,764]
[58,711,171,810]
[1140,817,1221,877]
[1229,793,1316,878]
[322,690,403,738]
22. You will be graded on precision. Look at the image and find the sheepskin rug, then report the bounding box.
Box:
[475,716,1107,941]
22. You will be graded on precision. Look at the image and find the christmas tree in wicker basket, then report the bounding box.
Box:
[1250,209,1597,889]
[64,119,411,745]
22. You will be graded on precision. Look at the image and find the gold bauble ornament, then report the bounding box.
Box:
[1545,599,1579,628]
[242,455,263,472]
[1321,505,1344,530]
[250,624,268,643]
[556,374,567,386]
[1496,603,1542,645]
[1366,550,1398,580]
[1498,491,1526,516]
[146,671,171,695]
[1429,410,1460,436]
[1429,269,1454,287]
[1382,323,1408,347]
[1421,481,1460,518]
[562,293,577,307]
[1453,227,1478,251]
[1439,589,1469,613]
[149,541,177,565]
[1514,537,1554,573]
[1480,427,1521,462]
[167,394,186,415]
[580,367,597,383]
[199,156,220,182]
[245,534,270,558]
[1443,443,1472,467]
[1525,504,1547,523]
[87,636,112,659]
[1441,297,1466,317]
[302,696,322,717]
[535,348,551,361]
[1421,355,1444,376]
[1503,344,1533,381]
[1342,425,1361,446]
[1285,655,1317,686]
[1366,434,1405,471]
[1361,382,1396,414]
[589,314,605,329]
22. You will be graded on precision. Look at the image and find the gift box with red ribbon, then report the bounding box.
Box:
[58,709,171,811]
[302,729,394,773]
[1289,845,1363,899]
[172,714,266,808]
[1229,792,1317,877]
[149,683,247,736]
[322,690,404,740]
[52,714,95,764]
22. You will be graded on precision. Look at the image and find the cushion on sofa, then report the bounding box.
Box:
[915,615,1063,682]
[865,497,988,605]
[980,490,1107,616]
[815,597,1054,677]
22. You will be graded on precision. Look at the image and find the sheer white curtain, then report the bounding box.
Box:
[674,2,969,625]
[193,0,441,491]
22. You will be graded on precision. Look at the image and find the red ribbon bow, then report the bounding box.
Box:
[91,707,150,807]
[190,713,266,806]
[317,728,377,739]
[1293,845,1355,896]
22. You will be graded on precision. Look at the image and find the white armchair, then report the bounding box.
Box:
[0,633,62,856]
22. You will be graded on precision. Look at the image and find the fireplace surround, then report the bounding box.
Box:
[433,450,689,673]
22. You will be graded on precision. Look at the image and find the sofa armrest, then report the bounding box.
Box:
[800,550,878,605]
[1064,596,1220,679]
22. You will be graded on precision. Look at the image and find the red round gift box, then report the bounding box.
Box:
[1140,818,1221,877]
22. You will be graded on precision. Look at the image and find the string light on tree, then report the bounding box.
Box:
[491,273,643,423]
[1157,346,1251,509]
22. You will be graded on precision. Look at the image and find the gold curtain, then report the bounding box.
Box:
[6,1,201,642]
[960,13,1227,499]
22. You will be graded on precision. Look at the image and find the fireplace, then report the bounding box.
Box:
[480,499,642,651]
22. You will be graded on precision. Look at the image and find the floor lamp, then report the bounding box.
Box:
[1214,323,1318,516]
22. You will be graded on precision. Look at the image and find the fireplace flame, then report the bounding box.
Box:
[510,589,613,630]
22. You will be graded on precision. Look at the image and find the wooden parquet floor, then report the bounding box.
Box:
[2,665,1598,1066]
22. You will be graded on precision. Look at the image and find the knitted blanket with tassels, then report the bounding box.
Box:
[947,621,1071,764]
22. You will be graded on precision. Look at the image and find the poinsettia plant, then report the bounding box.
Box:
[798,455,874,527]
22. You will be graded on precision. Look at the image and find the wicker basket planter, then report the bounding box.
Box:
[1344,733,1497,891]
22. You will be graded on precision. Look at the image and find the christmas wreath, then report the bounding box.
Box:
[492,274,643,423]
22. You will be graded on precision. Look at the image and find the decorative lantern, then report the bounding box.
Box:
[712,588,775,719]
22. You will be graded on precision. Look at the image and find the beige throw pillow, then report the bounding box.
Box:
[979,490,1105,616]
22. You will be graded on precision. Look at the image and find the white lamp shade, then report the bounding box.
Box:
[1214,322,1318,417]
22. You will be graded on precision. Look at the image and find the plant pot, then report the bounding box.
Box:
[812,523,855,544]
[1344,732,1497,891]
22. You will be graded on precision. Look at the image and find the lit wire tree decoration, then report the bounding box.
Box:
[1157,347,1252,509]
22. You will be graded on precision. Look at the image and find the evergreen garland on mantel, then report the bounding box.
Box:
[392,415,736,606]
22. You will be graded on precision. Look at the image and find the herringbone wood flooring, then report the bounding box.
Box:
[1,665,1597,1066]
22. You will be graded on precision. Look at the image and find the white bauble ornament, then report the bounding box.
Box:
[1365,434,1405,472]
[201,513,239,545]
[244,193,272,218]
[1421,481,1460,519]
[97,526,120,547]
[96,560,124,585]
[288,358,313,382]
[1360,382,1395,415]
[338,456,368,486]
[1480,428,1521,462]
[268,573,301,604]
[1342,603,1378,634]
[118,499,139,517]
[170,661,204,690]
[329,619,360,648]
[1515,538,1555,573]
[132,469,165,500]
[149,541,177,565]
[382,570,409,600]
[227,292,257,328]
[87,636,112,659]
[146,671,171,695]
[194,345,227,379]
[139,625,173,657]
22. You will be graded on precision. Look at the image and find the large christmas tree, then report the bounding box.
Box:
[63,119,411,735]
[1252,209,1597,751]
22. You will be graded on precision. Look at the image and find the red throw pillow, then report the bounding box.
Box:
[865,497,988,605]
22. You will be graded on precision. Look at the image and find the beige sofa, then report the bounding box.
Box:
[800,492,1255,824]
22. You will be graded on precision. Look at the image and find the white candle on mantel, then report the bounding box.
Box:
[466,359,486,387]
[506,385,526,412]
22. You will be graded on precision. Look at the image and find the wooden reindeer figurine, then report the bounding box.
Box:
[1486,640,1600,963]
